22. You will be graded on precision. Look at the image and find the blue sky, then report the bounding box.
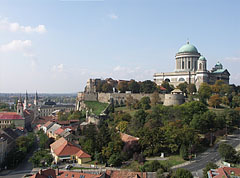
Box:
[0,0,240,93]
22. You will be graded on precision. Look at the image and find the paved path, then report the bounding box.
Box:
[176,131,240,178]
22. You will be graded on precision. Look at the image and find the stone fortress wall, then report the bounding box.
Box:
[77,91,183,106]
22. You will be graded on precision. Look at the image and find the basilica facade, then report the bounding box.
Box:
[153,42,230,89]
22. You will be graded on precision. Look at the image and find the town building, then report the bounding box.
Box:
[50,137,91,164]
[39,100,75,117]
[207,167,240,178]
[153,42,230,89]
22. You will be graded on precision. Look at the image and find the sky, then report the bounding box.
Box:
[0,0,240,93]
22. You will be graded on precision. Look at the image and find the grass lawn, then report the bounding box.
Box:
[158,155,186,167]
[122,155,186,171]
[115,106,152,117]
[84,101,108,116]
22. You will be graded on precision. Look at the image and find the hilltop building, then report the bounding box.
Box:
[153,42,230,89]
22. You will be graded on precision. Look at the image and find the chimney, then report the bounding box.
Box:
[56,168,59,176]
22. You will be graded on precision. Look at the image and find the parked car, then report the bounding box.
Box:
[65,164,73,170]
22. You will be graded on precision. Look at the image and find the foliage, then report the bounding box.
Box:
[126,95,134,110]
[29,149,53,167]
[180,144,188,160]
[172,168,193,178]
[177,82,188,95]
[140,80,157,93]
[218,143,239,163]
[198,83,212,103]
[151,91,160,106]
[139,96,151,110]
[202,162,218,178]
[128,80,140,93]
[107,153,122,167]
[117,81,129,93]
[102,83,113,93]
[161,81,174,93]
[208,94,222,108]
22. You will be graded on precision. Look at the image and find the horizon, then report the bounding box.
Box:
[0,0,240,93]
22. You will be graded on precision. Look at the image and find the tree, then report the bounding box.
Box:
[117,81,129,93]
[128,80,140,93]
[180,144,188,160]
[177,82,188,95]
[140,80,157,93]
[151,91,160,106]
[107,153,122,167]
[232,95,240,108]
[126,95,134,110]
[161,81,174,93]
[172,168,193,178]
[218,143,237,163]
[187,84,197,94]
[208,94,221,108]
[198,83,212,103]
[202,162,218,178]
[117,121,129,133]
[139,96,151,110]
[102,83,113,93]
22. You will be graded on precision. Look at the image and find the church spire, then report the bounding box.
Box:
[34,91,38,106]
[24,90,28,110]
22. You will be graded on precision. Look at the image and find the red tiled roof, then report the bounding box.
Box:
[106,170,147,178]
[0,112,24,120]
[75,150,91,158]
[30,169,56,178]
[57,170,102,178]
[54,142,80,156]
[50,137,67,151]
[43,121,53,128]
[54,128,64,135]
[120,133,139,143]
[223,167,240,176]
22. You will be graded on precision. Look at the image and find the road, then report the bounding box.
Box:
[178,131,240,177]
[0,138,38,178]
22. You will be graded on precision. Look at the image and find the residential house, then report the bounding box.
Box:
[47,123,61,138]
[42,121,54,133]
[50,137,91,164]
[30,169,105,178]
[208,167,240,178]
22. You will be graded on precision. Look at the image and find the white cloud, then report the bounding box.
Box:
[224,57,240,62]
[0,40,32,52]
[52,64,64,72]
[0,18,46,34]
[108,13,118,20]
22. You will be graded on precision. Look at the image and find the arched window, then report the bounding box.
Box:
[165,78,170,82]
[199,63,202,70]
[179,78,185,81]
[188,61,191,69]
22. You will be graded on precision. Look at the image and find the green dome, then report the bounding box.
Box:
[178,43,198,54]
[199,56,206,61]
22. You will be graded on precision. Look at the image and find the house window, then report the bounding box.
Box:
[182,61,184,69]
[188,61,191,69]
[179,78,185,81]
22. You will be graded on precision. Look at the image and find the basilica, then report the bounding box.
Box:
[153,42,230,89]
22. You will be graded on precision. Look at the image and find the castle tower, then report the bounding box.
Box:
[24,91,28,110]
[17,95,24,116]
[196,56,208,89]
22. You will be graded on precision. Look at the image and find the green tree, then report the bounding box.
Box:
[128,80,140,93]
[107,153,122,167]
[180,144,188,160]
[218,143,237,163]
[187,84,197,94]
[140,80,157,93]
[198,83,212,103]
[202,162,218,178]
[126,95,134,110]
[172,168,193,178]
[161,81,174,93]
[117,81,129,93]
[177,82,188,95]
[139,96,151,110]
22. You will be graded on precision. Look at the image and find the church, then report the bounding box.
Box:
[153,42,230,89]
